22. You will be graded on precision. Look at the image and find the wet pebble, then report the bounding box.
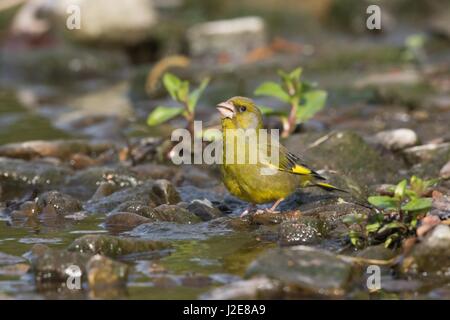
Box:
[278,216,328,246]
[36,191,82,216]
[29,246,90,285]
[84,181,165,214]
[440,160,450,180]
[0,157,70,195]
[67,234,171,258]
[105,212,152,232]
[246,245,357,297]
[402,225,450,275]
[86,254,128,290]
[403,143,450,164]
[202,277,283,300]
[186,199,224,221]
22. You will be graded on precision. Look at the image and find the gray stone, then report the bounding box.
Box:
[84,181,159,213]
[30,246,90,284]
[151,179,182,205]
[278,217,327,246]
[202,277,283,300]
[440,160,450,180]
[285,131,398,191]
[403,225,450,275]
[187,199,224,221]
[0,157,70,194]
[246,245,356,296]
[105,212,152,232]
[403,143,450,164]
[372,128,418,151]
[0,140,112,160]
[150,204,202,224]
[36,191,82,216]
[356,245,396,261]
[67,234,171,258]
[187,16,267,64]
[50,0,158,45]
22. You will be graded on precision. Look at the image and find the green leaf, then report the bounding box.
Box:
[378,221,407,234]
[401,197,432,212]
[177,81,189,102]
[146,106,184,127]
[289,67,303,81]
[368,196,399,209]
[423,178,439,190]
[394,179,407,200]
[163,73,181,100]
[348,230,362,247]
[366,222,380,233]
[277,70,290,82]
[188,77,210,112]
[296,90,327,122]
[405,34,426,50]
[384,233,399,248]
[300,80,316,93]
[254,82,290,103]
[259,105,288,117]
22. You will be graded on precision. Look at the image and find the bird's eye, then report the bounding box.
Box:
[239,106,247,112]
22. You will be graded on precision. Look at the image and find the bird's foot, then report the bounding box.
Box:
[264,208,280,214]
[254,209,267,215]
[264,198,284,214]
[240,205,257,218]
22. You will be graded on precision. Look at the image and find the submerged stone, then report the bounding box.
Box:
[29,246,90,284]
[202,277,283,300]
[67,234,171,257]
[35,191,82,216]
[86,254,128,290]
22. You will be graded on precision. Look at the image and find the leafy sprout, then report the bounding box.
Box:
[344,176,438,249]
[147,72,209,133]
[254,67,327,138]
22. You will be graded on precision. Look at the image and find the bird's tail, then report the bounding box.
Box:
[315,182,349,193]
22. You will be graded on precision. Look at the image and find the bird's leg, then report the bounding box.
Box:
[267,198,284,213]
[240,203,257,218]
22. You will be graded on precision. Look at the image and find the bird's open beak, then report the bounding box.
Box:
[216,101,236,119]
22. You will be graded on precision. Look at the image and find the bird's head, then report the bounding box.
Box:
[216,96,263,129]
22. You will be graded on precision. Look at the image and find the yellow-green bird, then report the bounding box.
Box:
[217,96,346,216]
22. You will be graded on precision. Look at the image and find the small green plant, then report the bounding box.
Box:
[147,72,209,133]
[344,176,438,249]
[254,67,327,138]
[403,33,427,64]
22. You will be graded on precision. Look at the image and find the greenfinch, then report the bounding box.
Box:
[217,96,345,216]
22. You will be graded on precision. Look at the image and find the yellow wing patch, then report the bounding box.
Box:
[291,164,312,175]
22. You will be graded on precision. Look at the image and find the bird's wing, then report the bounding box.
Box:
[260,142,326,180]
[276,144,326,180]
